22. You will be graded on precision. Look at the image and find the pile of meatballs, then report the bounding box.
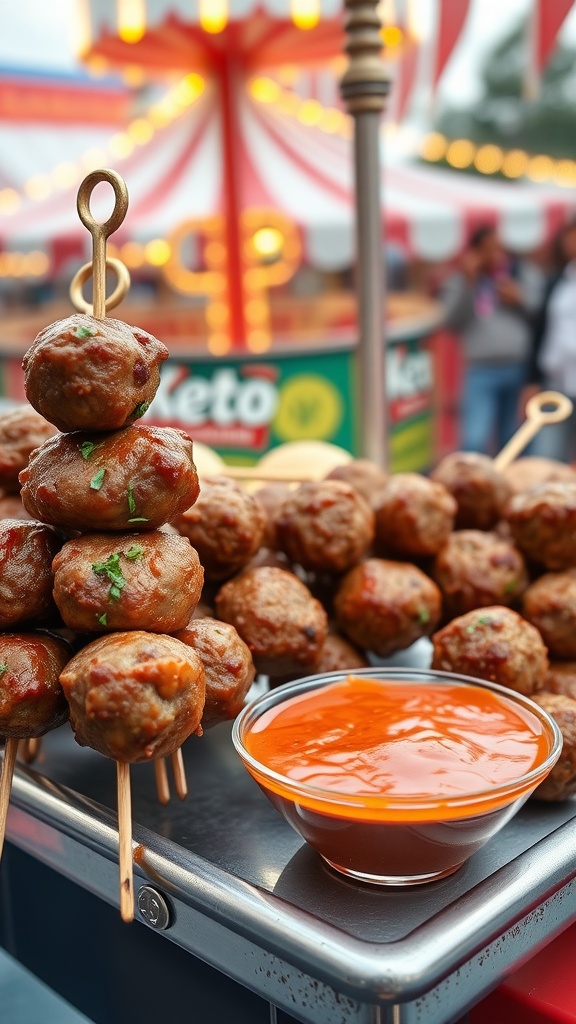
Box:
[1,313,576,805]
[0,313,256,770]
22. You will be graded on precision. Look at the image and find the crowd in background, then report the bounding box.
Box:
[442,220,576,464]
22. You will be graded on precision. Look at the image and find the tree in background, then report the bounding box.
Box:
[436,18,576,160]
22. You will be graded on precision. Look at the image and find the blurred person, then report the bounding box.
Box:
[443,225,542,454]
[526,218,576,463]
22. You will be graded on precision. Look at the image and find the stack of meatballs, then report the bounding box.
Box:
[0,313,256,771]
[1,319,576,804]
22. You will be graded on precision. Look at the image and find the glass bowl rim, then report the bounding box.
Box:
[232,667,563,811]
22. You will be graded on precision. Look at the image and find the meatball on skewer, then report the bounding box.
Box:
[0,519,62,628]
[374,473,456,558]
[174,477,266,581]
[52,531,203,634]
[20,426,200,533]
[433,530,529,619]
[522,571,576,659]
[431,452,512,531]
[531,692,576,801]
[23,314,168,433]
[60,630,206,918]
[175,617,255,728]
[0,632,71,861]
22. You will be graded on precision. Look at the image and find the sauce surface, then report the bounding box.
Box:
[245,677,548,799]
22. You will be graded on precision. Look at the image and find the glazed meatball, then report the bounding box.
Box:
[431,606,548,695]
[215,566,328,675]
[334,558,442,658]
[503,456,576,495]
[433,530,529,619]
[269,632,369,687]
[325,459,388,506]
[543,662,576,700]
[431,452,512,531]
[0,632,70,738]
[0,406,57,493]
[52,531,203,634]
[276,480,374,573]
[174,617,255,728]
[23,314,168,432]
[0,495,32,522]
[59,631,205,762]
[20,425,199,533]
[173,477,265,582]
[531,692,576,801]
[253,483,292,550]
[374,473,456,557]
[522,571,576,659]
[506,482,576,570]
[0,519,61,628]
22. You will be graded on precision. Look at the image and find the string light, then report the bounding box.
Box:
[290,0,321,30]
[118,0,146,44]
[474,144,503,175]
[199,0,228,33]
[144,239,172,266]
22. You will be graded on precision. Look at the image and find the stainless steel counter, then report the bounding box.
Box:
[4,703,576,1024]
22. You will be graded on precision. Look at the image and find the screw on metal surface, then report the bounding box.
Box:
[137,885,171,930]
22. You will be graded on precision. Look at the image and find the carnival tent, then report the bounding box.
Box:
[1,74,573,270]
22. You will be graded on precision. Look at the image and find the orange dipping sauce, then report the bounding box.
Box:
[245,676,548,813]
[237,672,561,884]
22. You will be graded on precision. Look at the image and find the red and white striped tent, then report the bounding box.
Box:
[1,76,574,272]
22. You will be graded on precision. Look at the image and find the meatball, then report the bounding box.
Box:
[0,519,61,628]
[253,483,292,550]
[334,558,442,658]
[325,459,388,506]
[431,452,512,530]
[269,631,369,687]
[276,480,374,573]
[374,473,456,557]
[0,406,57,493]
[52,531,203,634]
[174,617,255,728]
[59,631,205,762]
[503,456,576,495]
[506,482,576,570]
[23,314,168,432]
[433,530,529,619]
[431,606,548,695]
[0,632,70,738]
[543,662,576,700]
[215,566,328,675]
[20,425,199,533]
[173,477,265,582]
[522,571,576,659]
[531,692,576,801]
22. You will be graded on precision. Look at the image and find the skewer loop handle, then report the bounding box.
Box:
[493,390,573,471]
[77,168,129,240]
[70,257,131,315]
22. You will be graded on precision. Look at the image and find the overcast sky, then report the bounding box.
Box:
[0,0,575,103]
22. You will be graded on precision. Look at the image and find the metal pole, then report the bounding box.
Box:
[340,1,389,468]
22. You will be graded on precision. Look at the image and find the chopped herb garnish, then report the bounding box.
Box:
[466,625,476,634]
[477,615,492,625]
[418,608,430,624]
[78,440,103,461]
[127,485,136,514]
[0,664,8,676]
[90,467,106,491]
[504,580,517,594]
[98,613,108,626]
[125,545,143,560]
[92,553,126,603]
[128,517,149,524]
[133,401,150,418]
[73,326,94,339]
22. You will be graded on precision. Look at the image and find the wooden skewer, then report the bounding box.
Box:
[154,758,171,805]
[170,748,188,801]
[219,466,313,483]
[0,738,18,862]
[117,761,134,924]
[493,391,573,472]
[19,737,41,764]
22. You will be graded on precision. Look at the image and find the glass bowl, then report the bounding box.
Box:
[232,668,563,887]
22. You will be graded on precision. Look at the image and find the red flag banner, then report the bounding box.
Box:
[535,0,574,71]
[432,0,471,87]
